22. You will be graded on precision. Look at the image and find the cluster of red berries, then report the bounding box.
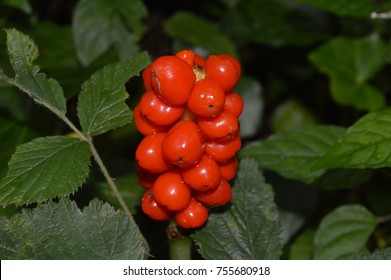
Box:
[134,50,243,229]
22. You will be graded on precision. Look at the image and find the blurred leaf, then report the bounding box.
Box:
[314,205,377,260]
[0,198,148,259]
[348,248,391,260]
[193,159,283,260]
[224,0,328,47]
[0,136,90,206]
[309,34,388,111]
[315,109,391,169]
[289,228,316,260]
[279,209,305,244]
[298,0,391,17]
[77,52,150,136]
[240,125,345,183]
[72,0,147,66]
[271,99,316,132]
[0,29,67,116]
[97,173,144,214]
[2,0,32,14]
[237,75,263,138]
[164,11,238,57]
[313,168,372,190]
[0,116,38,177]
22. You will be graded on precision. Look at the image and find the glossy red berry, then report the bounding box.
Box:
[181,154,221,192]
[137,165,159,189]
[175,49,195,66]
[194,55,206,68]
[135,132,172,173]
[218,156,239,181]
[198,110,239,140]
[205,135,242,163]
[133,104,169,136]
[139,90,185,126]
[152,169,191,211]
[223,91,244,117]
[218,54,242,79]
[194,178,232,207]
[175,198,209,229]
[205,54,240,92]
[141,190,172,221]
[150,56,196,106]
[188,78,226,118]
[162,120,204,167]
[142,65,153,91]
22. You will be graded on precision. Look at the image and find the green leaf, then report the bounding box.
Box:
[240,125,345,183]
[309,34,388,111]
[0,136,91,206]
[279,209,305,244]
[314,205,377,260]
[77,52,150,136]
[298,0,391,17]
[193,159,283,260]
[0,29,67,116]
[289,228,316,260]
[313,168,373,190]
[0,198,148,259]
[348,248,391,260]
[164,11,238,57]
[72,0,147,66]
[236,75,263,138]
[315,109,391,169]
[2,0,32,14]
[0,117,38,177]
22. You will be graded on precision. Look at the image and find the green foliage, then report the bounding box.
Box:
[1,0,31,14]
[0,199,148,259]
[77,52,150,136]
[309,34,388,111]
[193,159,283,260]
[348,248,391,260]
[314,205,377,259]
[72,0,147,66]
[0,136,90,206]
[316,109,391,169]
[240,125,345,183]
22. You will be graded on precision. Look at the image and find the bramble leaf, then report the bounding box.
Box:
[193,159,283,259]
[0,136,90,206]
[77,52,150,136]
[240,125,345,183]
[314,205,377,259]
[0,199,148,259]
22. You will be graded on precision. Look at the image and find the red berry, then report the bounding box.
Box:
[223,91,244,117]
[205,135,242,163]
[205,55,240,92]
[135,132,172,173]
[142,65,153,91]
[188,78,226,118]
[198,110,239,140]
[141,190,172,221]
[175,50,195,66]
[175,198,208,228]
[137,165,159,189]
[194,178,232,207]
[194,54,206,68]
[150,56,196,106]
[153,169,191,211]
[139,90,185,126]
[181,154,221,192]
[218,54,242,79]
[162,120,204,167]
[133,104,169,136]
[218,156,239,181]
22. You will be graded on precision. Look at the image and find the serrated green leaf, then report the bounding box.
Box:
[314,205,377,260]
[164,11,238,57]
[309,34,388,111]
[193,159,283,260]
[0,136,90,206]
[0,198,148,259]
[240,125,345,183]
[72,0,147,66]
[0,29,67,116]
[2,0,32,14]
[348,248,391,260]
[315,109,391,169]
[77,52,150,136]
[298,0,391,17]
